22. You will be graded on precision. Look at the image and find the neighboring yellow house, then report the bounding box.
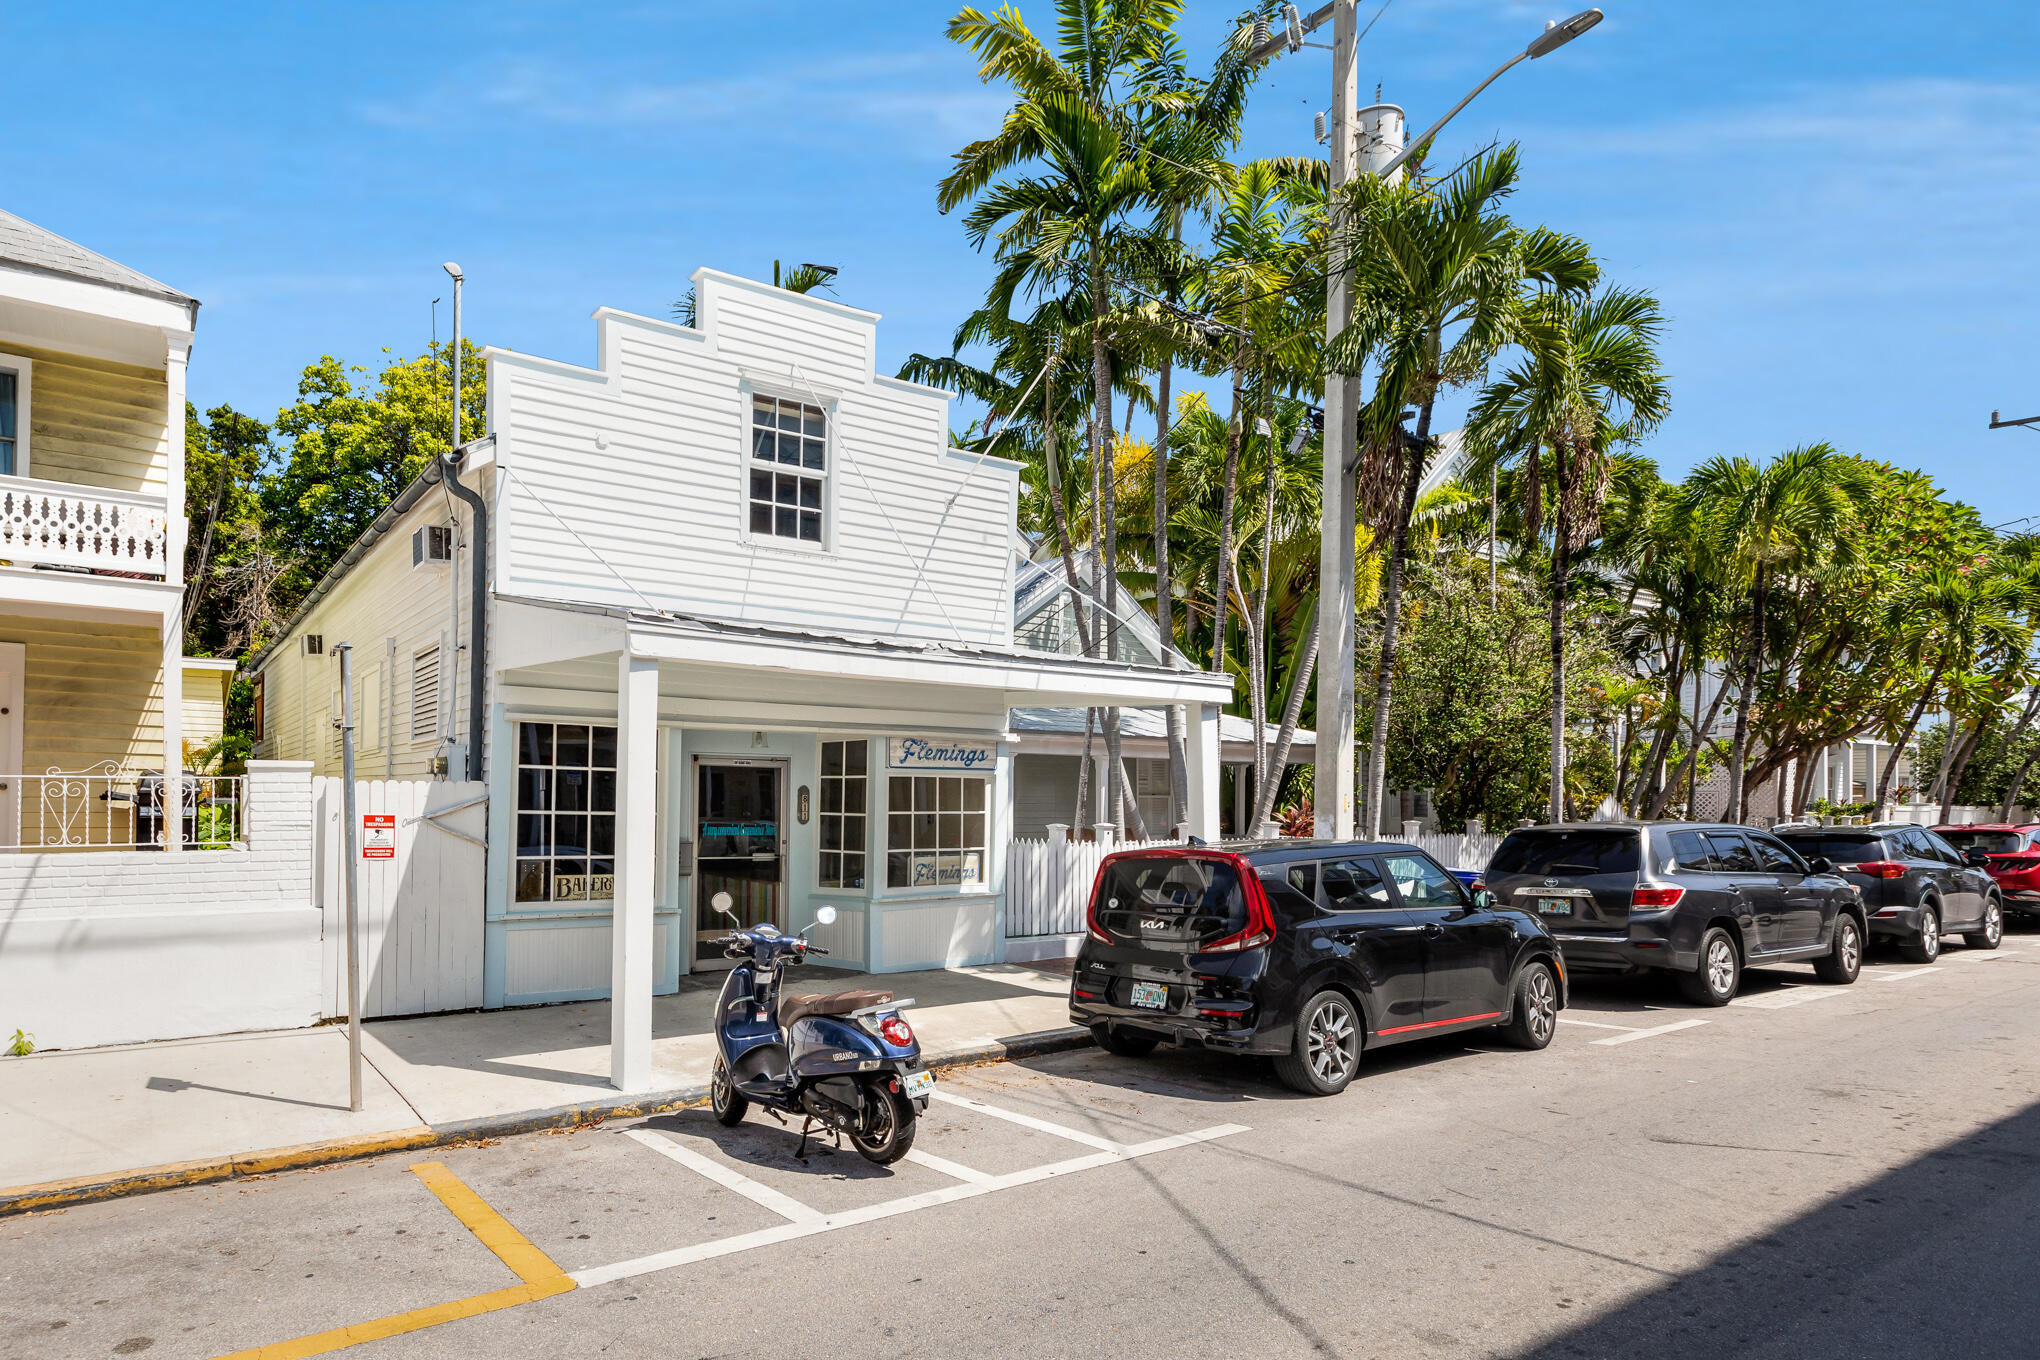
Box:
[0,209,207,848]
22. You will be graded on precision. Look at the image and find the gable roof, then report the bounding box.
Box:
[0,208,197,308]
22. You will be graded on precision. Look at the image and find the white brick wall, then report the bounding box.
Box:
[0,760,323,1050]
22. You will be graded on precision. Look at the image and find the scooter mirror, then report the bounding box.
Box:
[815,905,839,927]
[711,891,735,918]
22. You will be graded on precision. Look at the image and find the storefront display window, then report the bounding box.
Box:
[818,739,868,889]
[885,773,988,890]
[514,721,618,903]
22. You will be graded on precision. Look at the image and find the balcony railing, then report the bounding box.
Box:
[10,765,245,850]
[0,475,171,578]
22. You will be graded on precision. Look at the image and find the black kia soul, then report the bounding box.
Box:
[1069,842,1567,1096]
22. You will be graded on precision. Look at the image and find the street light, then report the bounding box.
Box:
[1252,6,1605,838]
[1376,10,1604,180]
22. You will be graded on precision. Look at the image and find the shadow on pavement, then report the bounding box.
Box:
[1507,1096,2040,1360]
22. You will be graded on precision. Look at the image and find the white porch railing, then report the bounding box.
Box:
[14,765,246,849]
[0,474,171,577]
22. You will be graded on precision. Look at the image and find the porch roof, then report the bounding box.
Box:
[493,594,1235,711]
[0,209,196,308]
[1011,706,1315,762]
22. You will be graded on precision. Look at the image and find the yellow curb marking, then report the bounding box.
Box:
[210,1161,572,1359]
[405,1160,566,1284]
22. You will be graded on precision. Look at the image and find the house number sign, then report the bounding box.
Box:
[797,785,811,824]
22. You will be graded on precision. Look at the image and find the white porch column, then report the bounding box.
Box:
[1185,703,1221,841]
[610,652,659,1092]
[1231,763,1248,837]
[163,332,189,587]
[161,606,183,852]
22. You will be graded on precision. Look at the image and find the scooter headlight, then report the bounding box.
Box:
[879,1014,914,1047]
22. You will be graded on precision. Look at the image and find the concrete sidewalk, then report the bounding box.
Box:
[0,960,1082,1211]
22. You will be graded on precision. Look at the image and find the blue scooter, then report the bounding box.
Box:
[707,893,933,1164]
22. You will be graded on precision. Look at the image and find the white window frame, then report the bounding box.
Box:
[880,770,993,897]
[0,351,31,480]
[816,738,869,891]
[740,381,834,554]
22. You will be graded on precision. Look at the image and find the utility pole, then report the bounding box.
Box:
[1315,0,1360,838]
[1251,5,1604,838]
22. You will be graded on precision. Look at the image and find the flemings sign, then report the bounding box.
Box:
[887,737,995,772]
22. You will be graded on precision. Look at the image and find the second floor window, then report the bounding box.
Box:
[749,394,826,544]
[0,368,18,476]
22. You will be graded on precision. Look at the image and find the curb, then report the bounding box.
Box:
[0,1025,1092,1219]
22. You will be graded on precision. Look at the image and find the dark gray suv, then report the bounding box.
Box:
[1480,823,1866,1006]
[1773,823,2002,962]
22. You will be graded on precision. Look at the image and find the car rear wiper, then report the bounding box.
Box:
[1546,862,1600,874]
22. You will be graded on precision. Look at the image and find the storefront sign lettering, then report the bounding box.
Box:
[908,851,984,888]
[553,873,616,901]
[888,738,995,772]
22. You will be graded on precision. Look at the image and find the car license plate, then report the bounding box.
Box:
[900,1069,935,1100]
[1533,896,1575,917]
[1130,981,1169,1010]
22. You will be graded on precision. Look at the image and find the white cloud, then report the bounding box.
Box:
[359,48,1008,156]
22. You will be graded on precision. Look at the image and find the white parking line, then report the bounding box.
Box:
[623,1128,824,1224]
[1557,1017,1638,1032]
[904,1149,1001,1185]
[1592,1019,1709,1046]
[1729,988,1842,1010]
[929,1089,1122,1151]
[575,1122,1248,1287]
[1875,967,1944,983]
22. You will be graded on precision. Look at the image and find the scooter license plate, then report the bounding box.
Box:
[900,1070,935,1100]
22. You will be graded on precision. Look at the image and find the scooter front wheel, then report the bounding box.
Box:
[850,1083,917,1165]
[711,1058,748,1127]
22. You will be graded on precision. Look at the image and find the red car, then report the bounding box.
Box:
[1934,824,2040,917]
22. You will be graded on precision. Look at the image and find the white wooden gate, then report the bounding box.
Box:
[314,778,487,1019]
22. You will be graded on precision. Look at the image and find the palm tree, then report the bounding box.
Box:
[1684,445,1868,821]
[941,0,1195,833]
[1328,146,1596,836]
[1467,284,1670,821]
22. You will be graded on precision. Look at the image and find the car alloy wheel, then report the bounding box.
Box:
[1921,910,1939,958]
[1305,996,1358,1086]
[1986,900,2003,946]
[1841,921,1862,973]
[1705,935,1737,997]
[1524,967,1558,1045]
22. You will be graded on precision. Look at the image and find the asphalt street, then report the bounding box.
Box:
[6,925,2040,1360]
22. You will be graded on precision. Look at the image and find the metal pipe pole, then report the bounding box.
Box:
[1314,0,1360,839]
[335,642,363,1113]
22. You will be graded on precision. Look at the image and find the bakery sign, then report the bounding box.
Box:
[553,873,616,901]
[887,737,995,772]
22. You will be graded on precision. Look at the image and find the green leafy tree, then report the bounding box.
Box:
[261,342,483,617]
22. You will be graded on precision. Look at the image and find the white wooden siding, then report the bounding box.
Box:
[490,274,1019,646]
[9,342,169,495]
[255,485,473,778]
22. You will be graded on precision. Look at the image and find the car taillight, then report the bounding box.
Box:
[1846,860,1908,880]
[879,1015,914,1047]
[1202,859,1277,953]
[1631,885,1685,909]
[1084,862,1113,944]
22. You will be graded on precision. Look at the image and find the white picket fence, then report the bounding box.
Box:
[1007,832,1183,938]
[1005,827,1504,941]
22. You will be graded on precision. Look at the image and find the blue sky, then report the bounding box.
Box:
[12,1,2039,523]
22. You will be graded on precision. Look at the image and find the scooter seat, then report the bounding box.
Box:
[779,989,894,1028]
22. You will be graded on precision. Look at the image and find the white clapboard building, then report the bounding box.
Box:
[250,269,1231,1087]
